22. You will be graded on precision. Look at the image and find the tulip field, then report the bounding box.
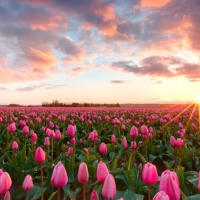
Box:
[0,105,200,200]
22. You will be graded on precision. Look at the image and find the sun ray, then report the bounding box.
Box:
[186,103,197,130]
[138,101,196,149]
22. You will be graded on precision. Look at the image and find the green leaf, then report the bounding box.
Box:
[48,191,57,200]
[28,184,47,200]
[187,194,200,200]
[123,189,136,200]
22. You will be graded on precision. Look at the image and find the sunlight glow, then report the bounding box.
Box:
[195,95,200,103]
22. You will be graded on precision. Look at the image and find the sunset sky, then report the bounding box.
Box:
[0,0,200,105]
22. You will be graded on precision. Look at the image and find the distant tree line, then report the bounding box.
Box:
[42,100,120,107]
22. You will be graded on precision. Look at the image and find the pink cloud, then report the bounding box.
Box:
[141,0,172,7]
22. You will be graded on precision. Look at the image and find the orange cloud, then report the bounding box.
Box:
[30,15,63,31]
[141,0,171,7]
[92,3,116,21]
[26,47,57,70]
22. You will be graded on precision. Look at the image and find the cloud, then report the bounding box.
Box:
[110,80,127,84]
[111,56,200,81]
[0,87,8,91]
[15,85,41,92]
[140,0,172,7]
[45,84,68,89]
[155,81,162,84]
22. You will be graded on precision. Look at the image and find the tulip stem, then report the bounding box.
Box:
[40,162,44,200]
[145,143,148,162]
[148,184,151,200]
[57,141,60,155]
[25,190,28,200]
[51,138,54,159]
[0,195,2,200]
[57,187,61,200]
[24,134,27,157]
[83,183,86,200]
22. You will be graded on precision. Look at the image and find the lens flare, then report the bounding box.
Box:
[195,95,200,103]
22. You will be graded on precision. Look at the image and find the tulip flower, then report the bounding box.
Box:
[122,137,128,148]
[51,162,68,200]
[90,190,99,200]
[142,162,158,200]
[130,125,138,138]
[22,126,29,134]
[77,162,89,200]
[97,161,109,182]
[3,191,10,200]
[131,141,137,150]
[102,174,116,200]
[0,172,12,195]
[35,147,45,200]
[141,125,149,135]
[66,125,75,137]
[11,141,18,150]
[35,147,45,163]
[159,170,180,200]
[8,123,16,133]
[51,162,68,187]
[67,147,73,155]
[22,174,33,191]
[142,162,158,185]
[153,191,170,200]
[44,137,50,146]
[99,142,107,154]
[111,134,116,143]
[77,162,89,183]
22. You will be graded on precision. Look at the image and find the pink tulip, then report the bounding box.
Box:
[102,174,116,199]
[153,191,170,200]
[51,162,68,187]
[22,175,33,191]
[66,125,75,137]
[54,130,61,140]
[44,137,50,146]
[159,170,180,200]
[131,141,137,150]
[90,190,99,200]
[77,162,89,183]
[99,142,107,154]
[111,134,116,143]
[170,136,176,147]
[142,162,158,185]
[19,120,26,127]
[8,123,16,133]
[31,133,38,142]
[176,138,184,147]
[130,126,138,138]
[70,137,76,146]
[97,161,109,182]
[141,125,149,135]
[122,137,128,148]
[11,141,19,150]
[67,147,73,155]
[35,147,45,162]
[22,126,29,135]
[83,148,88,153]
[121,124,125,131]
[0,172,12,194]
[3,191,10,200]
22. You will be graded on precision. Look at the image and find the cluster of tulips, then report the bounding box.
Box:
[0,105,200,199]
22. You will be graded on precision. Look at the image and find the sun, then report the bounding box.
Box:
[195,94,200,103]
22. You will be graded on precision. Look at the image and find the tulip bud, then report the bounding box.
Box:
[97,161,109,182]
[102,174,116,199]
[35,147,45,163]
[22,175,33,191]
[51,162,68,187]
[77,162,89,183]
[142,162,158,185]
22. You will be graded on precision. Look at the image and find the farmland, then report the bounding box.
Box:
[0,105,200,200]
